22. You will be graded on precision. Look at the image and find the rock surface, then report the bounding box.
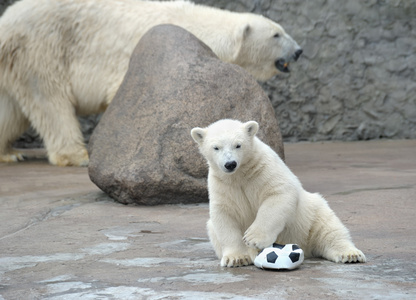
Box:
[88,24,283,205]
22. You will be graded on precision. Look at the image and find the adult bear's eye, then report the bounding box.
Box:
[236,144,241,149]
[214,146,219,151]
[274,33,280,38]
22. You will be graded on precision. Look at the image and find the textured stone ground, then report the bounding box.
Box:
[1,140,415,299]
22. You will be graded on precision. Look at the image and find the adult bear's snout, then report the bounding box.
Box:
[294,49,303,61]
[224,161,237,172]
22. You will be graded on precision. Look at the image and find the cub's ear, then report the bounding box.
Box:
[191,127,206,145]
[244,121,259,137]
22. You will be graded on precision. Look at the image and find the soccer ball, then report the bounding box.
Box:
[254,243,304,270]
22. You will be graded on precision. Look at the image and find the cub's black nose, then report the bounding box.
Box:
[224,161,237,171]
[294,49,303,61]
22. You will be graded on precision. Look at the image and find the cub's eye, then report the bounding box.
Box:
[213,146,219,151]
[274,33,280,38]
[236,144,241,149]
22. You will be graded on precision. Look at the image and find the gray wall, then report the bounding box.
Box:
[2,0,416,144]
[194,0,416,141]
[0,0,15,14]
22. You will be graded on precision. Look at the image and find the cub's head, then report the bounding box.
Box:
[233,14,303,81]
[191,119,259,174]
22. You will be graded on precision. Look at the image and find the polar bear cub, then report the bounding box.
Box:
[191,119,366,267]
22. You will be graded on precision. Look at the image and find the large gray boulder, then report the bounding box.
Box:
[88,24,283,205]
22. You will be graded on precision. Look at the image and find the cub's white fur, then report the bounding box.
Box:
[0,0,301,166]
[191,119,366,267]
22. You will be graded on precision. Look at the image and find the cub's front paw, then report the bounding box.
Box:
[329,247,366,263]
[221,253,254,267]
[243,226,276,250]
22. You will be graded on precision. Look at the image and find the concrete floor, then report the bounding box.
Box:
[0,140,415,299]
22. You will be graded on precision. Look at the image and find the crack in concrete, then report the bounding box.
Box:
[0,203,82,241]
[333,184,414,196]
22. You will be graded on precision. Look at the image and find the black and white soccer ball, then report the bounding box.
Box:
[254,243,304,270]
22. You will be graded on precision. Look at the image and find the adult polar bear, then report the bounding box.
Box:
[191,119,366,267]
[0,0,302,166]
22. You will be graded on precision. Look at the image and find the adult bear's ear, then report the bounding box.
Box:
[232,24,250,61]
[242,24,250,39]
[244,121,259,137]
[191,127,206,145]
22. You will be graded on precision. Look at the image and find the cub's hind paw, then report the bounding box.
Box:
[331,248,366,263]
